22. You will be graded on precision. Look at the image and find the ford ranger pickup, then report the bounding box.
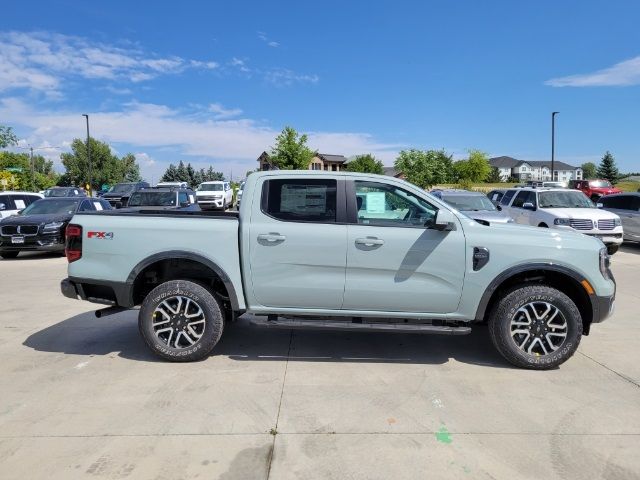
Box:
[60,171,615,369]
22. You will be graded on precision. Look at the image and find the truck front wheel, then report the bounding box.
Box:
[138,280,224,362]
[488,285,582,370]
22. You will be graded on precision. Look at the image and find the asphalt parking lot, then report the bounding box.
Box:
[1,246,639,480]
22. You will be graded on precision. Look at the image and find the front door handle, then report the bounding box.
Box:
[257,233,286,243]
[355,237,385,246]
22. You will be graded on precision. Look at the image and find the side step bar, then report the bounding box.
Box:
[250,317,471,335]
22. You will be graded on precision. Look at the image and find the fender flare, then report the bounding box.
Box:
[126,250,241,311]
[474,262,595,321]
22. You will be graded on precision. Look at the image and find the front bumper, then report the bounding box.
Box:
[592,294,615,323]
[61,277,133,307]
[197,199,224,209]
[0,233,65,252]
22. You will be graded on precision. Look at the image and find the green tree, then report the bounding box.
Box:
[347,154,384,174]
[160,164,179,182]
[270,126,314,170]
[581,162,597,179]
[486,166,502,183]
[394,149,454,189]
[453,149,491,183]
[597,151,620,184]
[60,138,140,191]
[0,151,60,190]
[203,166,224,182]
[0,125,18,149]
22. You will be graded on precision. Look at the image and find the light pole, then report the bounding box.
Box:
[82,114,92,196]
[29,147,35,191]
[551,111,559,181]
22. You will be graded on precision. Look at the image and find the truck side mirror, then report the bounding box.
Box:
[180,201,190,208]
[0,203,5,211]
[596,203,603,209]
[522,202,536,210]
[433,208,456,231]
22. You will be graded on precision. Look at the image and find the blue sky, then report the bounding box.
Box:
[1,0,639,182]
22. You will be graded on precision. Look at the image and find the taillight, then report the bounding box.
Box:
[65,224,82,262]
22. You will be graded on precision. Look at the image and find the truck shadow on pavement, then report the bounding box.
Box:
[23,311,512,368]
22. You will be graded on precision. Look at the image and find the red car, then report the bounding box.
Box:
[569,179,622,201]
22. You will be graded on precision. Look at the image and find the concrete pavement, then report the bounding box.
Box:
[0,247,638,479]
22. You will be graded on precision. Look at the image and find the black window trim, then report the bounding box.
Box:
[260,177,347,225]
[345,179,440,229]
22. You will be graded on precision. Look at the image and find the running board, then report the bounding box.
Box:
[250,317,471,335]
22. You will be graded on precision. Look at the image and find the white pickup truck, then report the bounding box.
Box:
[61,171,615,369]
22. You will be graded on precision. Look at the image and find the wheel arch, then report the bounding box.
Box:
[475,263,596,334]
[127,250,242,313]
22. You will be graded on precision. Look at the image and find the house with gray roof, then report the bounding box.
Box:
[258,151,348,171]
[490,156,583,182]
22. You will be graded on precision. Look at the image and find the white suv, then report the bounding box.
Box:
[499,187,623,254]
[195,181,233,210]
[0,191,44,219]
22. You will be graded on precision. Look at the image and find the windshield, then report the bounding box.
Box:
[21,199,80,215]
[128,192,176,207]
[198,183,223,192]
[539,191,594,208]
[590,180,612,188]
[442,194,496,211]
[109,183,136,194]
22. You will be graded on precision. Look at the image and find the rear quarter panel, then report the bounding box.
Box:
[67,213,245,309]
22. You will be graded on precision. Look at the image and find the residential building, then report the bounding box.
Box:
[383,166,406,179]
[258,152,347,171]
[490,156,583,182]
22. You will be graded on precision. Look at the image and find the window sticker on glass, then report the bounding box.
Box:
[280,185,326,214]
[189,195,195,203]
[93,202,103,211]
[14,199,26,209]
[365,192,386,213]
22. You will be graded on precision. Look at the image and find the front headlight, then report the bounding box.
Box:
[554,218,571,226]
[613,218,621,227]
[599,247,611,280]
[43,221,64,232]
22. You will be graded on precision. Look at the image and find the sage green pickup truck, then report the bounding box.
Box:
[61,171,615,369]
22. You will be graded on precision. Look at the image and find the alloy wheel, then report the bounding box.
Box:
[152,295,206,349]
[510,301,568,355]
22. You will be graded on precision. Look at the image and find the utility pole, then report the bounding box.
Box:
[551,111,559,181]
[82,114,92,196]
[30,147,35,191]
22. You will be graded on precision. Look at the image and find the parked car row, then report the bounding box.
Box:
[434,186,632,255]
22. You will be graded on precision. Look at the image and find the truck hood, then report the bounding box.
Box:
[590,187,622,195]
[542,208,620,220]
[461,210,513,224]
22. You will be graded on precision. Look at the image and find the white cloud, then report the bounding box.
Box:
[265,68,319,86]
[0,31,218,94]
[208,102,243,119]
[257,31,279,48]
[545,56,640,87]
[135,152,156,166]
[0,97,400,179]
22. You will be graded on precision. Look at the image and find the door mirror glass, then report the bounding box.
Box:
[522,202,536,210]
[434,208,456,231]
[0,203,5,211]
[596,203,604,209]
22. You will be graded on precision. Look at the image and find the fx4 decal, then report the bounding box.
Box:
[87,231,114,240]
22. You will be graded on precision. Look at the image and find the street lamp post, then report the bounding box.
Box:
[551,111,559,181]
[82,114,92,196]
[29,147,35,191]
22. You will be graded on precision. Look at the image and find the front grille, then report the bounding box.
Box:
[198,196,220,201]
[597,219,616,231]
[570,219,593,230]
[1,225,39,236]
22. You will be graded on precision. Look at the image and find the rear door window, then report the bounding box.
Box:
[262,179,337,223]
[0,195,16,211]
[512,191,536,208]
[500,189,517,206]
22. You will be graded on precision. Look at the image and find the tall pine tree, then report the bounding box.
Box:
[596,151,619,184]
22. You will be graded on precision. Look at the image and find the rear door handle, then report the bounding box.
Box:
[257,233,286,242]
[355,237,385,246]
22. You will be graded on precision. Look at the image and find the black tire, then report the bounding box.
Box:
[138,280,224,362]
[538,223,549,228]
[607,245,619,255]
[488,285,582,370]
[0,251,19,259]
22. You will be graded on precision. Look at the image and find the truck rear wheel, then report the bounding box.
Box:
[488,285,582,370]
[138,280,224,362]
